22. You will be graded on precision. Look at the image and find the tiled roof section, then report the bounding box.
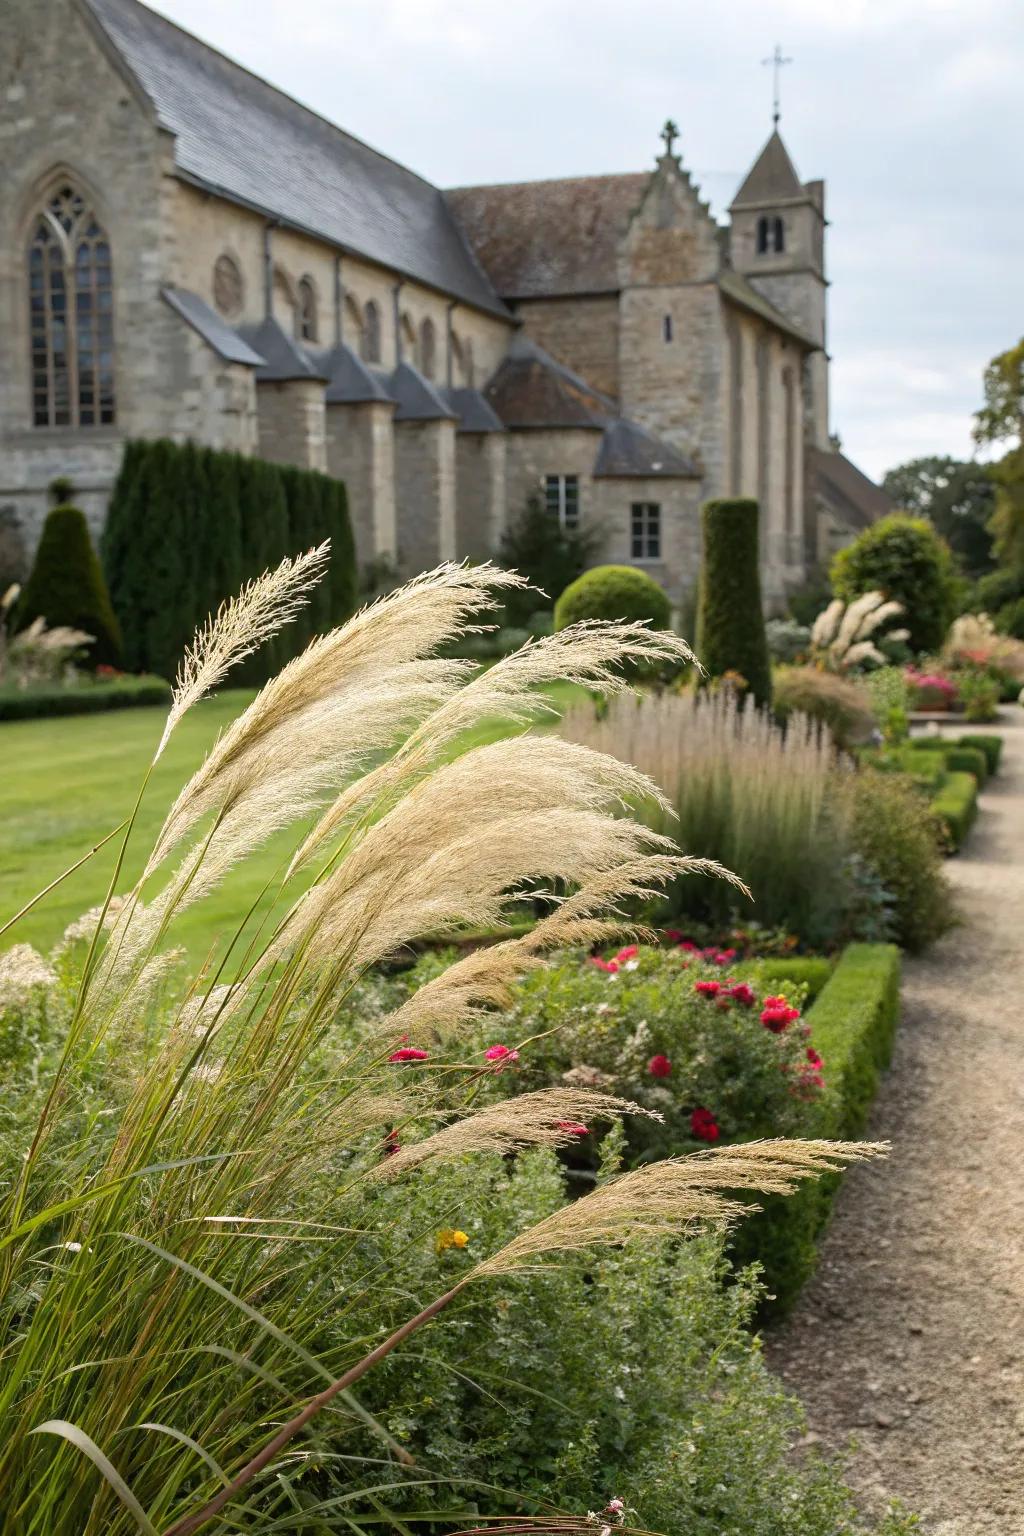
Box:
[718,270,818,349]
[594,419,699,479]
[484,335,614,429]
[317,344,395,405]
[443,387,505,433]
[160,286,265,365]
[236,317,327,382]
[388,361,456,422]
[731,130,805,208]
[446,173,650,298]
[82,0,507,317]
[807,447,894,531]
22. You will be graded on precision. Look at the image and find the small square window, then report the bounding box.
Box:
[630,502,661,562]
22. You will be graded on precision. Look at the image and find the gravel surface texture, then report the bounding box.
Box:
[767,716,1024,1534]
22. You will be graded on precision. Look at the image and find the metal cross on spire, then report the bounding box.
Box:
[660,118,679,157]
[761,44,792,128]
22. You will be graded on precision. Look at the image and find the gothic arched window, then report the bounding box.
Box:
[28,183,115,429]
[298,275,318,342]
[362,299,381,363]
[213,254,244,317]
[419,316,436,380]
[756,215,785,255]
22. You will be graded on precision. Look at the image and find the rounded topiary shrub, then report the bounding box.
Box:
[554,564,671,630]
[18,504,123,668]
[695,498,771,708]
[830,514,956,655]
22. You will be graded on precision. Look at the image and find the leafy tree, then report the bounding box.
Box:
[499,495,599,626]
[831,514,956,655]
[974,338,1024,568]
[18,504,123,668]
[695,498,771,707]
[882,455,995,577]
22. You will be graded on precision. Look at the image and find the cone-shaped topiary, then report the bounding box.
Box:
[554,564,671,630]
[695,498,771,708]
[18,504,123,668]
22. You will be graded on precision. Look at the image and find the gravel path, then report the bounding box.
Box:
[767,716,1024,1534]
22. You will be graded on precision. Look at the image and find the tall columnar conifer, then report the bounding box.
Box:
[695,498,772,708]
[18,504,123,669]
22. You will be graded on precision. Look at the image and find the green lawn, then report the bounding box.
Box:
[0,681,589,961]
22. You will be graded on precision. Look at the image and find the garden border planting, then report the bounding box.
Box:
[932,769,980,851]
[732,943,901,1316]
[0,676,172,721]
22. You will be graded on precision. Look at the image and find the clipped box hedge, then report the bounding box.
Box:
[932,769,979,851]
[730,942,901,1316]
[0,676,171,722]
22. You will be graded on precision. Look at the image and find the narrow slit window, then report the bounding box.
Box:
[663,314,673,342]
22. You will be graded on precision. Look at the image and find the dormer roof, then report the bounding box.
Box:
[236,317,328,382]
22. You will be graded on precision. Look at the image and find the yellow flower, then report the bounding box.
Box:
[435,1227,470,1253]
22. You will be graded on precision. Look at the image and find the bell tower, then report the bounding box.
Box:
[728,129,830,450]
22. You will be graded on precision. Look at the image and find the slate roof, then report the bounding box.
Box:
[160,286,265,365]
[807,446,893,531]
[446,174,650,298]
[718,269,818,350]
[484,335,615,429]
[731,130,806,208]
[594,419,699,479]
[317,344,395,405]
[388,362,456,422]
[236,317,327,382]
[82,0,507,317]
[443,387,505,433]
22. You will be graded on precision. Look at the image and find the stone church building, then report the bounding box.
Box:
[0,0,890,612]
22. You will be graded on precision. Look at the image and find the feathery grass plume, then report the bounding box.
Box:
[372,1088,656,1178]
[155,541,332,760]
[293,620,696,873]
[474,1139,888,1275]
[809,591,905,674]
[374,851,743,1048]
[810,597,844,650]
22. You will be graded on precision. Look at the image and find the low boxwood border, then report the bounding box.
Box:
[0,676,171,722]
[730,943,901,1318]
[932,769,979,852]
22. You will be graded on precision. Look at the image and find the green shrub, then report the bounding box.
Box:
[499,495,600,625]
[958,732,1003,772]
[956,669,1000,722]
[103,440,356,681]
[831,514,957,654]
[903,739,988,785]
[554,562,671,630]
[16,505,122,669]
[731,943,901,1313]
[754,954,833,1002]
[843,768,954,950]
[0,676,170,721]
[696,498,772,707]
[773,665,876,749]
[932,769,979,851]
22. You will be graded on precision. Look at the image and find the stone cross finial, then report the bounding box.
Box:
[660,119,679,157]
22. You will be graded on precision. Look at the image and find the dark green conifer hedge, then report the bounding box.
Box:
[17,504,123,668]
[695,498,772,708]
[102,440,356,681]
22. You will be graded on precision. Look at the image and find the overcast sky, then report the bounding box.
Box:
[152,0,1022,481]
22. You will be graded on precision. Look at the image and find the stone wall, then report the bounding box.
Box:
[455,433,507,560]
[255,379,326,470]
[394,418,457,574]
[503,429,602,531]
[591,475,703,616]
[513,296,620,399]
[325,400,396,563]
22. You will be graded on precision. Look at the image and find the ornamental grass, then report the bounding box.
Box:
[0,555,880,1534]
[560,688,851,946]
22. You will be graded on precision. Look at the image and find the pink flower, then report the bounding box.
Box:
[729,982,756,1006]
[760,994,801,1033]
[694,979,722,997]
[664,929,684,943]
[678,939,699,953]
[484,1043,520,1066]
[388,1047,430,1062]
[615,944,639,964]
[690,1106,720,1142]
[648,1053,672,1078]
[590,957,620,974]
[381,1128,401,1158]
[713,948,737,965]
[806,1047,824,1071]
[556,1120,589,1136]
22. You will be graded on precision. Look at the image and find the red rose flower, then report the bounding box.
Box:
[695,979,722,997]
[679,940,699,953]
[648,1053,672,1078]
[729,982,756,1006]
[690,1106,720,1143]
[615,945,639,964]
[806,1047,824,1071]
[388,1047,430,1062]
[556,1120,589,1136]
[713,948,737,965]
[590,957,619,974]
[485,1043,520,1066]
